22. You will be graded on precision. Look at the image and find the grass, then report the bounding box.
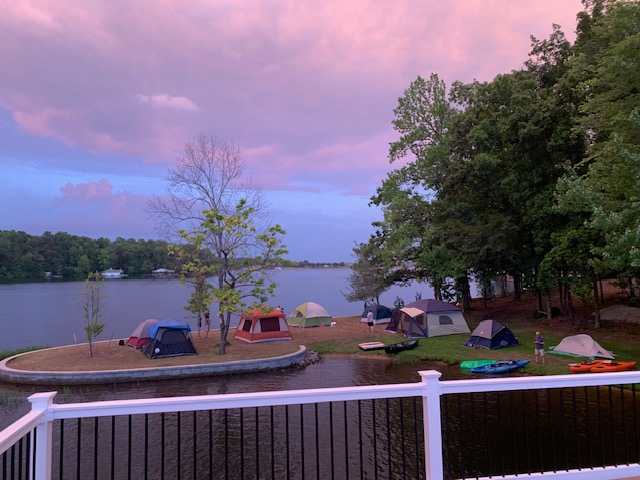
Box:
[0,346,44,361]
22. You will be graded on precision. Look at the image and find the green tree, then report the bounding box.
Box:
[83,272,105,357]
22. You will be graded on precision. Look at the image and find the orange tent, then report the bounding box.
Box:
[234,309,293,343]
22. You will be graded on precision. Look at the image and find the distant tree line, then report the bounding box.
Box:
[0,230,177,281]
[0,230,348,282]
[353,0,640,325]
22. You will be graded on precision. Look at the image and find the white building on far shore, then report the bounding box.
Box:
[102,268,124,279]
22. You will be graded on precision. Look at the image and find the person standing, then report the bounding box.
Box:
[367,310,374,334]
[534,331,545,364]
[204,310,211,337]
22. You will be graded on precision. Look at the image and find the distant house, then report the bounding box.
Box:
[152,268,176,277]
[102,268,124,279]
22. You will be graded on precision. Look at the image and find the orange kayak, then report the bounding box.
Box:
[568,360,609,374]
[590,361,637,373]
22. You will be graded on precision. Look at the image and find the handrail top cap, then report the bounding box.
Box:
[418,370,442,381]
[28,391,57,408]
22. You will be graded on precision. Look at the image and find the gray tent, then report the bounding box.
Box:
[385,299,470,338]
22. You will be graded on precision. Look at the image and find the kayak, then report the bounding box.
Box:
[384,339,418,354]
[590,361,636,373]
[568,360,636,373]
[358,342,386,351]
[568,360,609,374]
[460,359,496,370]
[471,360,529,374]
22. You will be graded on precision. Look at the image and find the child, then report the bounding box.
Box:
[366,310,374,334]
[534,331,545,364]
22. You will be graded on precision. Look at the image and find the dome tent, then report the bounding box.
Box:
[550,334,614,359]
[465,319,518,349]
[127,319,159,348]
[360,303,393,325]
[235,308,292,343]
[385,299,470,338]
[288,302,332,328]
[142,320,197,359]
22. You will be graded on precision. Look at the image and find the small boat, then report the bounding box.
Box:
[384,339,418,354]
[590,361,636,373]
[568,360,609,374]
[471,360,529,374]
[358,341,386,351]
[460,359,496,370]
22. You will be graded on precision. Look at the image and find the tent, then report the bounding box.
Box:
[235,308,293,343]
[127,319,159,348]
[385,299,470,338]
[465,319,518,349]
[142,320,197,358]
[550,334,614,359]
[288,302,332,327]
[360,303,393,325]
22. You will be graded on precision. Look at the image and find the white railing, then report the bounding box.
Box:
[3,370,640,480]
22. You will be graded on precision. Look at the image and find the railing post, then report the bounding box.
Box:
[29,392,57,480]
[419,370,444,480]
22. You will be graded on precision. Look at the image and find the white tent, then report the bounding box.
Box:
[551,334,614,359]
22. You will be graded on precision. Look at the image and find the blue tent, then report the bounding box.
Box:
[144,320,196,358]
[465,319,518,349]
[148,320,191,339]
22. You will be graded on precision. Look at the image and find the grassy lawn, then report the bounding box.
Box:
[0,346,44,361]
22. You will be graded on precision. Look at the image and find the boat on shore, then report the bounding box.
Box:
[384,339,418,354]
[471,359,528,374]
[358,341,386,351]
[460,359,495,370]
[569,360,636,373]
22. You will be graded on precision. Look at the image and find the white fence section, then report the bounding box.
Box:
[2,370,640,480]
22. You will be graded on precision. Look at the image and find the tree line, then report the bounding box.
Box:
[351,0,640,325]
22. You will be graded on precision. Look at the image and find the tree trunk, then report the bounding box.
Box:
[218,312,227,355]
[545,291,552,320]
[458,276,472,311]
[598,279,605,304]
[593,278,601,329]
[512,273,522,301]
[432,278,443,301]
[88,339,93,357]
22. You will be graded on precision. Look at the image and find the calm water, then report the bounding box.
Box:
[0,268,435,350]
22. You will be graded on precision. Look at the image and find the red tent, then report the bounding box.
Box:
[235,309,292,343]
[127,319,159,348]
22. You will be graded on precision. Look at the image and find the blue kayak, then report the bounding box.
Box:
[471,360,529,374]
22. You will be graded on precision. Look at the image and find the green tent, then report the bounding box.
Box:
[288,302,332,327]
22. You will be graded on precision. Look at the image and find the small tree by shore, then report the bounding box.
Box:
[83,272,104,357]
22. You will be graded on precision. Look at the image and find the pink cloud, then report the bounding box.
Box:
[1,0,583,192]
[60,179,113,201]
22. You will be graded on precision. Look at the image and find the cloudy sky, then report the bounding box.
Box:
[1,0,581,261]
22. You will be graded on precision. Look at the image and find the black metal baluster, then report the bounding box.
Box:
[18,438,22,480]
[400,398,406,479]
[413,397,419,479]
[32,429,37,480]
[358,400,363,480]
[2,450,6,480]
[9,445,14,480]
[596,387,604,467]
[161,413,165,480]
[77,418,82,480]
[520,390,530,475]
[372,400,378,480]
[470,392,478,477]
[497,393,504,475]
[559,389,568,471]
[344,402,349,480]
[385,399,391,480]
[25,431,30,480]
[240,409,244,480]
[285,406,290,480]
[571,388,578,470]
[208,410,213,480]
[633,384,639,464]
[224,410,229,480]
[609,386,616,465]
[329,403,334,480]
[270,406,275,480]
[177,413,181,480]
[111,416,115,480]
[256,408,260,480]
[583,387,590,470]
[59,419,65,480]
[315,403,320,480]
[546,389,556,472]
[620,385,628,465]
[192,411,197,480]
[300,405,305,480]
[94,417,99,480]
[128,415,132,480]
[145,414,149,480]
[483,393,489,477]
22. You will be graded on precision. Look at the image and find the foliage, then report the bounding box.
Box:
[83,272,105,357]
[344,241,389,303]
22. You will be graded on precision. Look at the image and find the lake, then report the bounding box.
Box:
[0,268,436,350]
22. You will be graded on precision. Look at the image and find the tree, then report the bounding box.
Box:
[344,241,389,303]
[83,272,105,357]
[177,199,287,354]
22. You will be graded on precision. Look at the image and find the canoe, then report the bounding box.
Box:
[471,360,529,374]
[358,342,386,351]
[460,360,496,370]
[384,339,418,354]
[590,361,636,373]
[568,360,609,374]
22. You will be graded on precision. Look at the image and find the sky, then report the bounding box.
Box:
[0,0,582,261]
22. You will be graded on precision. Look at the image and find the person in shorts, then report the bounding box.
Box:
[534,331,545,364]
[366,310,374,334]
